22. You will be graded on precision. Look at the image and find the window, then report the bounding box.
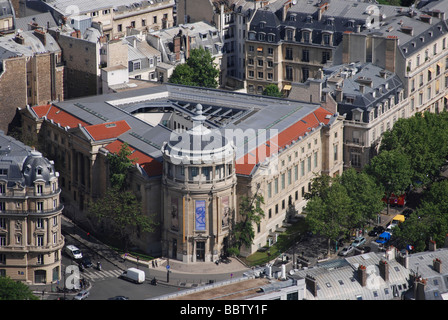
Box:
[303,32,310,43]
[0,218,5,229]
[37,254,44,265]
[37,184,43,194]
[334,144,338,161]
[302,50,309,62]
[37,218,44,229]
[258,71,264,79]
[268,182,272,198]
[268,47,274,55]
[274,178,278,194]
[281,173,285,189]
[37,235,44,247]
[258,59,263,67]
[286,66,293,81]
[285,47,293,60]
[302,68,309,82]
[153,16,157,24]
[118,24,122,32]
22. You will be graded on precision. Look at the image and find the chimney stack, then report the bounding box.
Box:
[433,258,442,273]
[414,277,427,300]
[358,265,367,287]
[305,274,318,297]
[379,260,389,282]
[429,239,437,251]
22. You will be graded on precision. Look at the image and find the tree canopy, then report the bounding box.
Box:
[0,277,38,300]
[229,194,265,256]
[262,84,283,98]
[168,47,219,88]
[89,143,157,251]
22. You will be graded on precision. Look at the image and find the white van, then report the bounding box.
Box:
[65,245,82,260]
[120,268,145,284]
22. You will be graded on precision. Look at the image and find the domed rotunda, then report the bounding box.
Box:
[161,104,237,263]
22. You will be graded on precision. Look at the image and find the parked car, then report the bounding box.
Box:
[108,296,129,300]
[65,245,82,260]
[403,208,413,219]
[351,237,366,247]
[79,255,93,268]
[338,246,354,256]
[73,290,90,300]
[376,232,391,244]
[368,226,385,237]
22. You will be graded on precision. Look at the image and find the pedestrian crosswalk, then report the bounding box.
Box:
[81,269,123,282]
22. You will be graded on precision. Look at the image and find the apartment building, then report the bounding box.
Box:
[289,62,407,170]
[20,84,344,260]
[176,0,263,88]
[0,28,64,134]
[0,0,15,33]
[341,1,448,115]
[147,21,224,84]
[0,132,64,284]
[31,0,175,39]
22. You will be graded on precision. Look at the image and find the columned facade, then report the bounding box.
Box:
[161,104,237,263]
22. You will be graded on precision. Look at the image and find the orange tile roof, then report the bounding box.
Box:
[105,140,163,177]
[84,120,131,141]
[32,104,89,128]
[235,107,333,176]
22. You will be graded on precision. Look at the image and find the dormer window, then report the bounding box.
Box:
[306,15,312,23]
[289,14,296,22]
[302,30,311,43]
[326,18,334,26]
[36,167,42,175]
[259,21,265,28]
[0,169,7,176]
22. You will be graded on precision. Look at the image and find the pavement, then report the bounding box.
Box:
[30,208,399,298]
[29,216,251,298]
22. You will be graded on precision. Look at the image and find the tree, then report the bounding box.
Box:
[108,142,136,190]
[88,187,157,251]
[0,277,38,300]
[89,143,157,251]
[230,194,265,255]
[262,84,283,98]
[380,112,448,186]
[305,181,353,255]
[169,47,219,88]
[338,168,384,228]
[365,149,412,214]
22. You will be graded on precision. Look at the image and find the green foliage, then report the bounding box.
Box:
[380,112,448,186]
[168,47,219,88]
[90,142,156,251]
[0,277,38,300]
[88,187,157,251]
[305,170,385,253]
[338,168,385,228]
[231,194,265,253]
[393,180,448,251]
[262,84,283,98]
[107,142,135,190]
[365,149,412,198]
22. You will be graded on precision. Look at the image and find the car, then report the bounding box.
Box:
[79,255,93,268]
[403,208,413,219]
[351,237,366,247]
[65,245,82,260]
[368,226,385,237]
[338,246,354,256]
[108,296,129,300]
[73,290,90,300]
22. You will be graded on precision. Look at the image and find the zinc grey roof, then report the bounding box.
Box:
[42,0,174,16]
[15,12,58,31]
[0,0,13,18]
[319,62,403,122]
[408,248,448,300]
[293,250,411,300]
[0,131,57,187]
